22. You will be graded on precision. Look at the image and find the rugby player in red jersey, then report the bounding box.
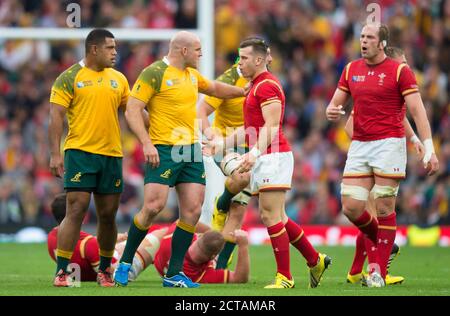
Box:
[206,38,331,289]
[47,193,165,284]
[326,24,439,287]
[153,222,250,284]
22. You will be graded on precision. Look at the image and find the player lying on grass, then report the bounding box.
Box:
[151,222,250,284]
[48,194,249,284]
[47,193,166,284]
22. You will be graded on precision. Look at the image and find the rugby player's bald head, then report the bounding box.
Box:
[168,31,202,69]
[170,31,200,51]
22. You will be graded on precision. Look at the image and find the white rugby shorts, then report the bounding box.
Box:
[250,151,293,195]
[343,137,406,179]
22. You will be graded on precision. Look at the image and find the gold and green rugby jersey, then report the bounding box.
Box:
[130,57,210,145]
[204,64,247,137]
[50,60,130,157]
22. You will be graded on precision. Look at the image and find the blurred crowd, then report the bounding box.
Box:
[0,0,448,230]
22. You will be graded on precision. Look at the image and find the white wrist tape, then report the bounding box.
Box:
[249,147,261,158]
[214,139,224,153]
[423,139,435,154]
[410,135,420,144]
[422,138,435,164]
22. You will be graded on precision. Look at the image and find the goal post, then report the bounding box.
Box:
[0,0,215,79]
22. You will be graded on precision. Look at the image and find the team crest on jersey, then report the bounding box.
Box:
[378,73,386,85]
[190,75,197,85]
[110,80,118,88]
[352,75,365,82]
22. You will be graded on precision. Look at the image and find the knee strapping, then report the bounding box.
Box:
[340,184,370,201]
[143,234,161,258]
[372,184,399,199]
[231,188,252,206]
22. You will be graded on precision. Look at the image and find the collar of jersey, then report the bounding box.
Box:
[236,66,243,77]
[163,56,170,66]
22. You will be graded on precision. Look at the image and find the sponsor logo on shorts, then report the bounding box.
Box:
[160,169,172,179]
[70,172,82,183]
[115,179,121,187]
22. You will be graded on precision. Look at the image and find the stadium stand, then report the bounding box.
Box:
[0,0,448,233]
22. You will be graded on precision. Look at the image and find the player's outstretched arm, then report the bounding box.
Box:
[405,93,439,175]
[403,116,424,159]
[202,126,245,156]
[228,230,249,283]
[48,103,67,178]
[326,88,350,121]
[201,80,245,99]
[125,96,159,168]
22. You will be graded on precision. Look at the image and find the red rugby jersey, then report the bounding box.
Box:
[338,57,419,141]
[244,71,291,153]
[153,224,228,283]
[47,228,100,281]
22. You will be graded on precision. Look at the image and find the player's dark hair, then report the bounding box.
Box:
[85,29,115,54]
[239,37,269,57]
[200,231,225,256]
[51,193,67,225]
[385,46,404,59]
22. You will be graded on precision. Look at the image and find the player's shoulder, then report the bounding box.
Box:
[53,62,83,88]
[141,60,169,78]
[107,67,128,83]
[216,64,241,85]
[382,57,403,70]
[137,60,168,90]
[346,58,365,70]
[253,72,283,94]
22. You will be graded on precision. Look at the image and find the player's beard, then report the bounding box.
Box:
[187,60,198,69]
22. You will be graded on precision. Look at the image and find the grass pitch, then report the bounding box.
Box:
[0,243,449,296]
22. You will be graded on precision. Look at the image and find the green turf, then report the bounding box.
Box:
[0,243,449,296]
